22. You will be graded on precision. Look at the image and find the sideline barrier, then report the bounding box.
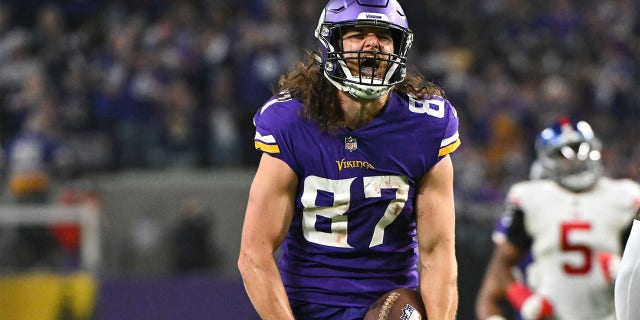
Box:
[0,272,97,320]
[0,204,100,273]
[98,275,258,320]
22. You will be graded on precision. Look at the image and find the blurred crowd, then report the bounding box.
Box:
[0,0,637,205]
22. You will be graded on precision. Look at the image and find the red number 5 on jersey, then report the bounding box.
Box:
[561,221,592,274]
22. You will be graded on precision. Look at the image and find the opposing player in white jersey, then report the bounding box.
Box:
[476,163,540,320]
[615,209,640,320]
[475,117,640,320]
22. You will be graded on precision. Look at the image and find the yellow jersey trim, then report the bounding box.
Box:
[438,139,461,157]
[255,141,280,154]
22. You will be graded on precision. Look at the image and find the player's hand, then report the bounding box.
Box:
[520,294,554,320]
[506,282,553,320]
[597,252,621,284]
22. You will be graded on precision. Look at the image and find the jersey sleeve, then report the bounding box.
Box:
[624,180,640,213]
[613,179,640,227]
[503,184,533,250]
[504,206,533,250]
[252,96,301,173]
[438,101,460,157]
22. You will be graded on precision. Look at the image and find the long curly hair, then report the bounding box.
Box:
[276,52,445,134]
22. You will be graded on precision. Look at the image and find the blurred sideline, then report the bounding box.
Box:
[0,169,496,319]
[0,272,258,320]
[0,272,96,320]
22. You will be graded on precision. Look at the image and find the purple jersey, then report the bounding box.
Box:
[253,91,460,307]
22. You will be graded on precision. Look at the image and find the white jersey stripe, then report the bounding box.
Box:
[254,132,276,143]
[441,131,459,147]
[260,98,280,114]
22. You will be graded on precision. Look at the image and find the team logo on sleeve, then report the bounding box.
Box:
[345,136,358,152]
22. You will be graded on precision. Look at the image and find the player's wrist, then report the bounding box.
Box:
[521,295,553,320]
[506,282,553,320]
[506,282,532,309]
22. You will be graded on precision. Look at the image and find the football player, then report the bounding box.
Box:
[475,117,640,320]
[615,208,640,320]
[237,0,460,319]
[476,163,543,320]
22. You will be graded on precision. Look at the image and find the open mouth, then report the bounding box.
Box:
[359,57,379,79]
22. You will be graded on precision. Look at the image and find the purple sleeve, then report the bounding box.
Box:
[252,96,302,174]
[438,101,460,157]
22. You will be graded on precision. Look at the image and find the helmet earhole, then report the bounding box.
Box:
[321,26,330,37]
[325,62,334,72]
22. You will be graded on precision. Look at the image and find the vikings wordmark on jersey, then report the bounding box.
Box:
[253,91,459,307]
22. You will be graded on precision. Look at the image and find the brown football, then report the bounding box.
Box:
[363,288,427,320]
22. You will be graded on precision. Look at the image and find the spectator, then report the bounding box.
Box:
[6,103,73,202]
[4,103,74,269]
[0,0,635,205]
[170,196,216,274]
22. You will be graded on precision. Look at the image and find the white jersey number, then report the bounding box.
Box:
[301,175,409,248]
[408,96,445,118]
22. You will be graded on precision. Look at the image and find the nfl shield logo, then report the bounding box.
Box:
[345,136,357,152]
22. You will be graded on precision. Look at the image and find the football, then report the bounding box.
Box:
[363,288,427,320]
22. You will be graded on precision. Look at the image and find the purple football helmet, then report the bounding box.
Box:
[535,117,603,191]
[315,0,413,100]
